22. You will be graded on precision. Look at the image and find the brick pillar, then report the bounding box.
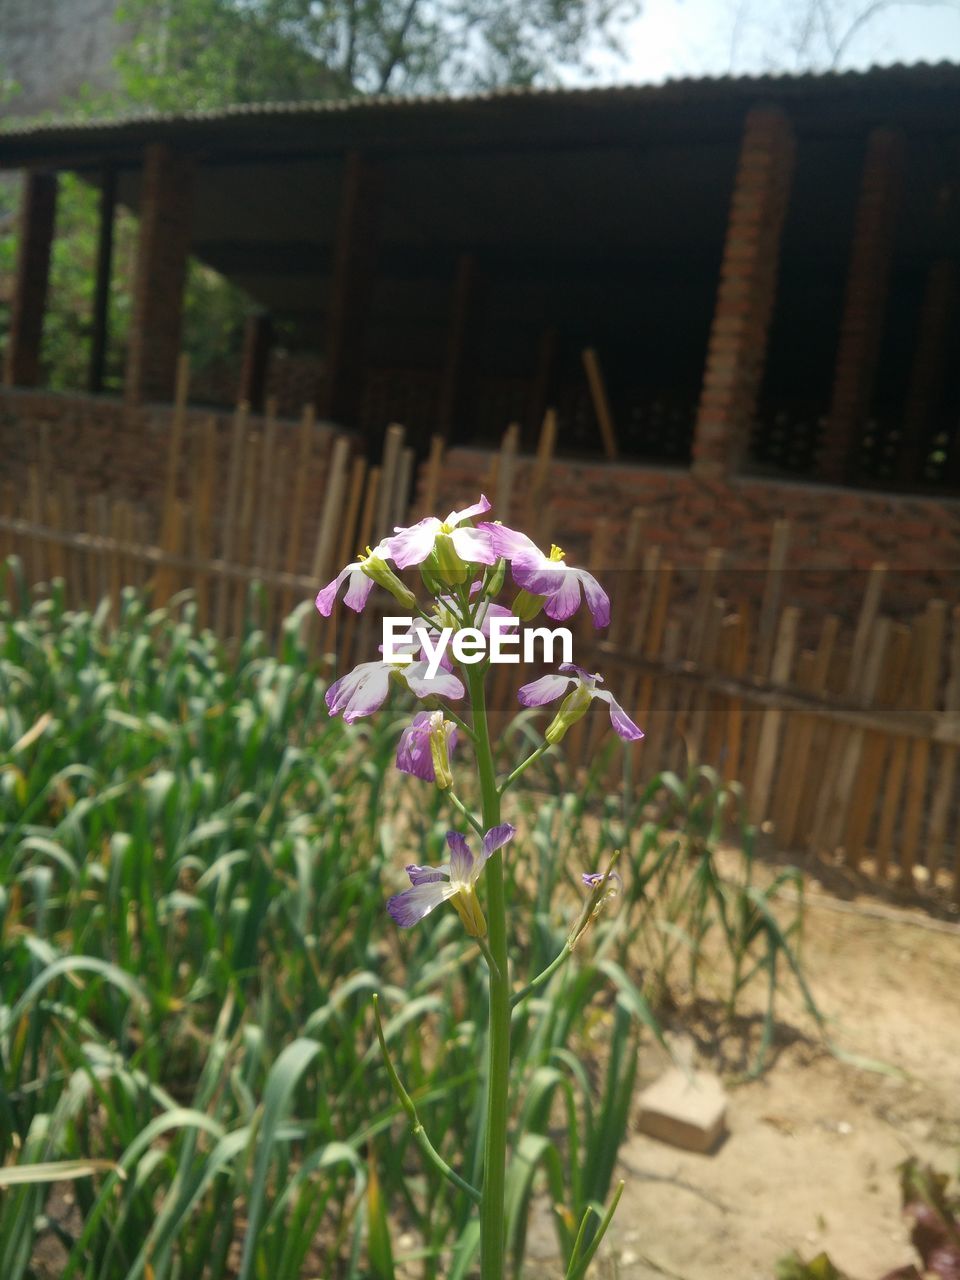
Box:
[692,107,795,479]
[900,258,955,482]
[3,171,58,388]
[817,128,905,484]
[125,143,196,405]
[238,312,274,412]
[318,151,381,427]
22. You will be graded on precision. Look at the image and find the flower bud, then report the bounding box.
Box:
[360,551,416,610]
[545,682,593,744]
[512,588,546,622]
[485,557,507,598]
[432,532,469,585]
[420,551,446,596]
[429,716,456,791]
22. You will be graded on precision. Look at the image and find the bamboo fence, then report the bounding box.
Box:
[2,376,958,903]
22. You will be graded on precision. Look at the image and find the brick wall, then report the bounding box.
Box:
[0,388,349,572]
[420,446,960,624]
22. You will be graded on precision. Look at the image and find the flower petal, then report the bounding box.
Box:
[447,495,492,525]
[387,881,456,928]
[517,673,575,707]
[406,862,450,885]
[542,571,583,621]
[325,661,391,722]
[578,569,611,629]
[341,568,375,614]
[386,518,441,569]
[481,824,516,861]
[559,662,597,682]
[446,830,474,882]
[594,689,644,741]
[401,662,465,702]
[477,523,542,562]
[510,559,565,595]
[396,714,435,781]
[450,525,496,565]
[315,563,355,617]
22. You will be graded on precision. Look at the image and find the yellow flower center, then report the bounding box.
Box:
[549,544,565,562]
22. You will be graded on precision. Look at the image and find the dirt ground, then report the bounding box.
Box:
[533,855,960,1280]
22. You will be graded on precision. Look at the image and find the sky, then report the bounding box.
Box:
[574,0,960,84]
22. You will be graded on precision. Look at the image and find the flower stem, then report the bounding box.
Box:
[466,663,510,1280]
[499,741,551,795]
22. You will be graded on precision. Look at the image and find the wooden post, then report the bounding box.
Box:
[125,144,197,405]
[318,151,381,428]
[238,312,274,413]
[88,168,117,395]
[437,253,476,442]
[4,171,58,388]
[817,129,905,484]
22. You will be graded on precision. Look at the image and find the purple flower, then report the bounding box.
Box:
[582,870,623,893]
[326,659,464,723]
[396,710,457,786]
[518,663,643,743]
[315,538,413,617]
[477,525,611,629]
[387,825,516,936]
[386,497,496,570]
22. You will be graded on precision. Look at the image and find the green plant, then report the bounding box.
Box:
[0,559,656,1278]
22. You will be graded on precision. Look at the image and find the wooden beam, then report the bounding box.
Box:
[317,151,381,428]
[4,171,58,388]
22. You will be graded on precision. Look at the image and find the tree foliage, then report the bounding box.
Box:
[110,0,641,110]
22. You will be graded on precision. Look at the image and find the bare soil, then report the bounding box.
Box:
[538,857,960,1280]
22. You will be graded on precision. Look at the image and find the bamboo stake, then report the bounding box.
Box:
[756,519,791,679]
[716,610,744,782]
[749,606,799,822]
[338,467,380,670]
[843,620,910,868]
[779,614,839,848]
[874,617,929,879]
[187,416,216,629]
[420,435,445,519]
[375,424,405,544]
[495,423,520,523]
[233,432,261,636]
[279,405,317,619]
[927,605,960,887]
[899,599,947,885]
[581,348,618,460]
[215,404,248,635]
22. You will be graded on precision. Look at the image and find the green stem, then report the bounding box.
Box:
[372,995,481,1205]
[509,941,573,1012]
[499,742,550,795]
[447,788,484,838]
[466,664,510,1280]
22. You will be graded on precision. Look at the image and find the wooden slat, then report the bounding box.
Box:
[899,599,947,884]
[581,347,618,460]
[749,606,799,822]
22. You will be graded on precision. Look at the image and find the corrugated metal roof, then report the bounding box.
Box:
[2,60,959,143]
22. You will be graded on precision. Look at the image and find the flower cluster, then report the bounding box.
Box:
[316,496,640,933]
